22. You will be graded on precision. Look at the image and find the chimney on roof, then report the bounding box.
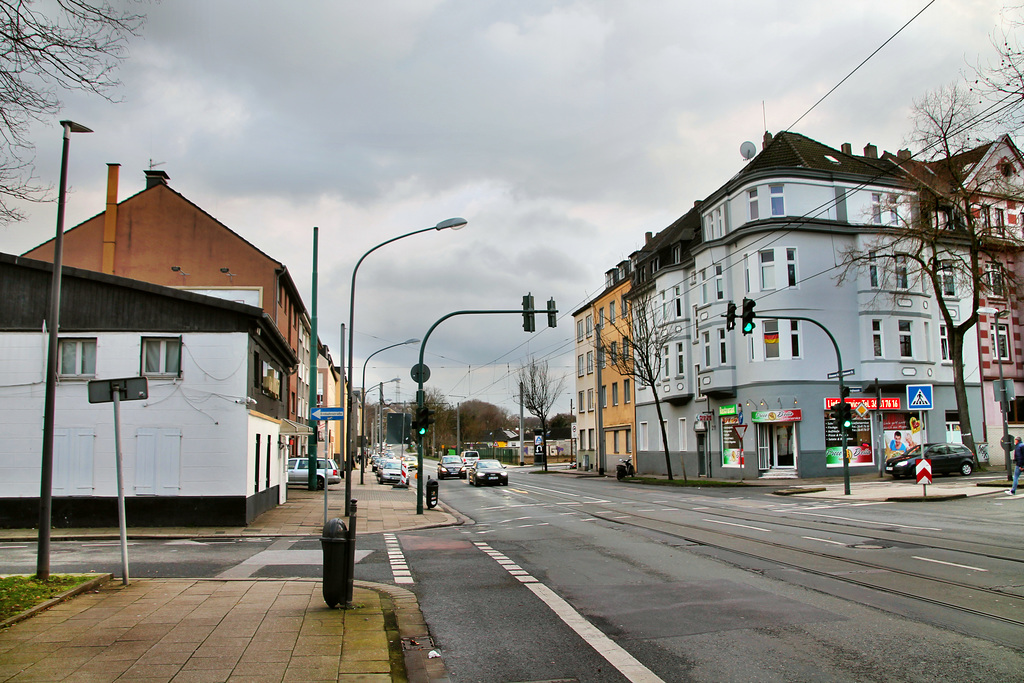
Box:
[645,231,653,244]
[897,149,912,161]
[102,163,119,275]
[841,143,852,155]
[863,143,878,159]
[144,169,170,189]
[762,131,773,149]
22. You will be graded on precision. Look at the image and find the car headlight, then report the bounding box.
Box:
[895,460,909,467]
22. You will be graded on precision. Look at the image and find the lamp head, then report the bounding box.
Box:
[435,217,468,231]
[60,120,92,134]
[404,338,421,344]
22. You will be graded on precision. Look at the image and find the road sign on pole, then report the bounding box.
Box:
[916,458,932,494]
[311,407,345,421]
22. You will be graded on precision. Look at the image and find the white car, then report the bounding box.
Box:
[287,458,341,489]
[460,450,480,467]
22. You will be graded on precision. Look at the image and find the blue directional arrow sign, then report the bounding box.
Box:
[311,407,345,421]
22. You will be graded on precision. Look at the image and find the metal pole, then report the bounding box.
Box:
[37,121,91,580]
[996,313,1012,480]
[518,385,524,466]
[595,322,605,475]
[112,387,129,585]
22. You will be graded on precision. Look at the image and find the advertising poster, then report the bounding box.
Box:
[824,409,873,467]
[884,413,921,460]
[721,415,742,467]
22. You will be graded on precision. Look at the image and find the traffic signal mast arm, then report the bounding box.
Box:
[411,299,558,514]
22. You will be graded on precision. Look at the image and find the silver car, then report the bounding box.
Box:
[377,459,404,485]
[287,458,341,489]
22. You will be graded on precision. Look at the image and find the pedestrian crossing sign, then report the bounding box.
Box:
[906,384,933,410]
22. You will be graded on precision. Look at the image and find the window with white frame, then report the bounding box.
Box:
[586,314,594,337]
[700,268,709,304]
[626,428,632,452]
[719,328,727,365]
[997,323,1011,361]
[940,325,950,361]
[899,320,913,357]
[59,338,96,377]
[760,249,775,290]
[872,319,883,357]
[940,262,956,296]
[869,252,879,288]
[770,185,784,216]
[639,422,649,451]
[587,388,594,411]
[895,255,909,290]
[763,319,780,359]
[987,262,1006,297]
[678,418,688,451]
[703,331,711,367]
[598,307,605,327]
[677,342,686,375]
[609,300,616,323]
[143,337,182,376]
[789,320,800,358]
[578,391,584,412]
[577,354,585,377]
[662,345,670,380]
[871,193,883,224]
[715,264,724,300]
[613,430,620,454]
[600,385,607,408]
[748,188,759,220]
[586,351,594,374]
[612,382,619,406]
[624,379,631,403]
[786,248,797,287]
[674,286,683,318]
[887,194,899,224]
[577,319,584,342]
[610,341,618,364]
[715,207,724,238]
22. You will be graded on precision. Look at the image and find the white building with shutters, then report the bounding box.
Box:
[0,254,297,527]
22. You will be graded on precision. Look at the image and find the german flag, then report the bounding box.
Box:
[764,332,779,344]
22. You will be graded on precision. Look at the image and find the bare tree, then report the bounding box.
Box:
[836,84,1024,461]
[601,289,684,480]
[517,357,567,472]
[0,0,145,224]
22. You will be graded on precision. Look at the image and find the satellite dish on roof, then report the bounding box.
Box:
[740,141,757,160]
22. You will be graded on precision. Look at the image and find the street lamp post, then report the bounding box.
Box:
[37,120,92,580]
[344,218,467,515]
[979,307,1012,480]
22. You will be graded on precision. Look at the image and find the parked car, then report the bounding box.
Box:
[468,459,508,486]
[287,458,341,489]
[377,459,404,485]
[437,455,466,480]
[885,443,976,478]
[460,450,480,467]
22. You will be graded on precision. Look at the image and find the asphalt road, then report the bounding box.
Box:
[3,467,1024,682]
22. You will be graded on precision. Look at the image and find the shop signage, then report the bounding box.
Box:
[751,409,802,423]
[823,397,900,410]
[718,404,739,416]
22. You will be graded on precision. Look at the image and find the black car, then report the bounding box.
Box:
[437,455,466,480]
[467,459,509,486]
[885,442,975,478]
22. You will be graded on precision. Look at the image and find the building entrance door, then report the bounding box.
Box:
[697,433,707,477]
[756,423,797,470]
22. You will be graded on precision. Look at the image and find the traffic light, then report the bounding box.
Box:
[725,301,737,331]
[741,298,757,335]
[415,405,434,437]
[522,293,536,332]
[834,401,853,433]
[547,298,557,328]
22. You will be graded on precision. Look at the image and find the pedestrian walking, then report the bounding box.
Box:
[1009,437,1024,495]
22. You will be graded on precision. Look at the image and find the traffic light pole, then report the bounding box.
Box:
[762,315,853,495]
[413,304,555,513]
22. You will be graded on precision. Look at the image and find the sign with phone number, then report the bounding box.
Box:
[823,397,900,410]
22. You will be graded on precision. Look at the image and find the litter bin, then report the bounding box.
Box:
[321,514,356,608]
[426,477,439,509]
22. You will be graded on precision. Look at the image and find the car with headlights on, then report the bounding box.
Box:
[437,454,466,479]
[467,459,508,486]
[885,442,975,479]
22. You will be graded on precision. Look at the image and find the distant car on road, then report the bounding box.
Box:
[460,450,480,467]
[437,455,466,480]
[402,455,419,471]
[885,443,975,478]
[287,458,341,489]
[468,459,508,486]
[377,459,404,485]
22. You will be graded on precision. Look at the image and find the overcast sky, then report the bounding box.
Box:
[0,0,1014,412]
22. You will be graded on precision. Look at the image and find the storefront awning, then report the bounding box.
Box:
[280,418,314,436]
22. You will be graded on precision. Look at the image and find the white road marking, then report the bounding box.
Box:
[802,536,846,546]
[789,511,941,531]
[912,556,988,572]
[384,533,414,584]
[473,542,665,683]
[519,484,580,496]
[703,519,770,532]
